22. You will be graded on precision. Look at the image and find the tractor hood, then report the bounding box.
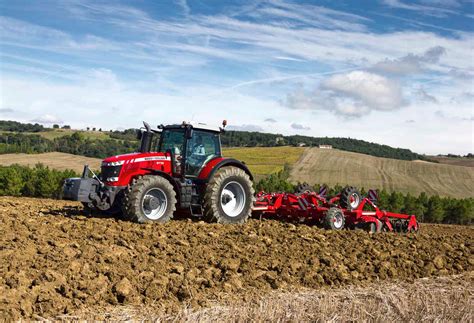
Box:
[102,152,170,166]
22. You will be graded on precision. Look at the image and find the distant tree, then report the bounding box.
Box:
[62,125,71,129]
[99,128,102,132]
[426,196,444,223]
[388,191,404,213]
[86,127,90,131]
[92,127,96,131]
[53,124,59,129]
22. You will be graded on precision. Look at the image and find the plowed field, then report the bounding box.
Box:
[1,197,473,320]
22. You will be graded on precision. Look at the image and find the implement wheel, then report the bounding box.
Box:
[203,166,254,224]
[324,207,345,230]
[339,186,362,210]
[295,182,312,194]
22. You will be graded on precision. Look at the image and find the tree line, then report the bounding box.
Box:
[0,120,46,133]
[0,164,77,199]
[221,131,433,161]
[256,166,473,225]
[0,132,136,158]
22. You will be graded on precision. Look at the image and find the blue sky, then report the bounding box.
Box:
[0,0,473,154]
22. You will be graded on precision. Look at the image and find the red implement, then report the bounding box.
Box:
[252,188,419,233]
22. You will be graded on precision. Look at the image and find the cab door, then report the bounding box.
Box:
[185,130,221,177]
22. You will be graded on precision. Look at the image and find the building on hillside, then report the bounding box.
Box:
[319,144,333,149]
[297,142,307,147]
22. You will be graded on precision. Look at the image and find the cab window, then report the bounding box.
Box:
[185,130,220,176]
[158,129,185,155]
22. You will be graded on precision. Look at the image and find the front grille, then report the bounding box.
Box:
[100,165,122,181]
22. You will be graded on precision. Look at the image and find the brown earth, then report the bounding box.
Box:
[1,197,473,320]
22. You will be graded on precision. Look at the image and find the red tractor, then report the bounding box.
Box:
[63,121,255,224]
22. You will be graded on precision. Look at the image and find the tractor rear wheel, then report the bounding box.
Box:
[122,175,176,223]
[324,207,345,230]
[339,186,362,210]
[203,166,254,224]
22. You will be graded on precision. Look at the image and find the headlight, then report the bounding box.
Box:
[101,160,125,166]
[106,177,119,182]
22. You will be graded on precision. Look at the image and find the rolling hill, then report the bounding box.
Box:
[0,152,102,173]
[289,148,474,198]
[1,147,472,198]
[0,147,304,180]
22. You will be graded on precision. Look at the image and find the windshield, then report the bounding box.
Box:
[158,129,185,155]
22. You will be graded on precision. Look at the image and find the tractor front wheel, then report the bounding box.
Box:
[203,166,254,224]
[122,175,176,223]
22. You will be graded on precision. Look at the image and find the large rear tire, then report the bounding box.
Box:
[203,166,254,224]
[339,186,362,210]
[122,175,176,223]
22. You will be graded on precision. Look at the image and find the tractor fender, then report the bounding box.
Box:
[198,158,254,182]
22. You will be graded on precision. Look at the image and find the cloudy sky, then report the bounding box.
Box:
[0,0,473,154]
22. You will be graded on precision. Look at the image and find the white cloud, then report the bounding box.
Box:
[0,108,14,114]
[227,124,265,132]
[417,88,438,103]
[372,46,446,75]
[382,0,458,17]
[31,114,63,124]
[264,118,277,123]
[175,0,190,16]
[322,71,404,110]
[290,123,311,130]
[285,71,405,117]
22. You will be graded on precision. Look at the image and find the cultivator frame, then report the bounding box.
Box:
[252,187,419,233]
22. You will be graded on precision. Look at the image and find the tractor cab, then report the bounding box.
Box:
[138,121,225,178]
[159,123,222,178]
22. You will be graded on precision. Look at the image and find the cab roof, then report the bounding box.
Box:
[162,122,222,133]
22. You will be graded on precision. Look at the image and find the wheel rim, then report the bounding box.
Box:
[142,188,168,220]
[334,212,344,229]
[349,193,360,208]
[220,181,246,217]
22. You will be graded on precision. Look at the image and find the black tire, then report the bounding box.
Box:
[294,182,313,194]
[122,175,176,223]
[203,166,255,224]
[368,220,383,233]
[324,207,345,230]
[339,186,362,210]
